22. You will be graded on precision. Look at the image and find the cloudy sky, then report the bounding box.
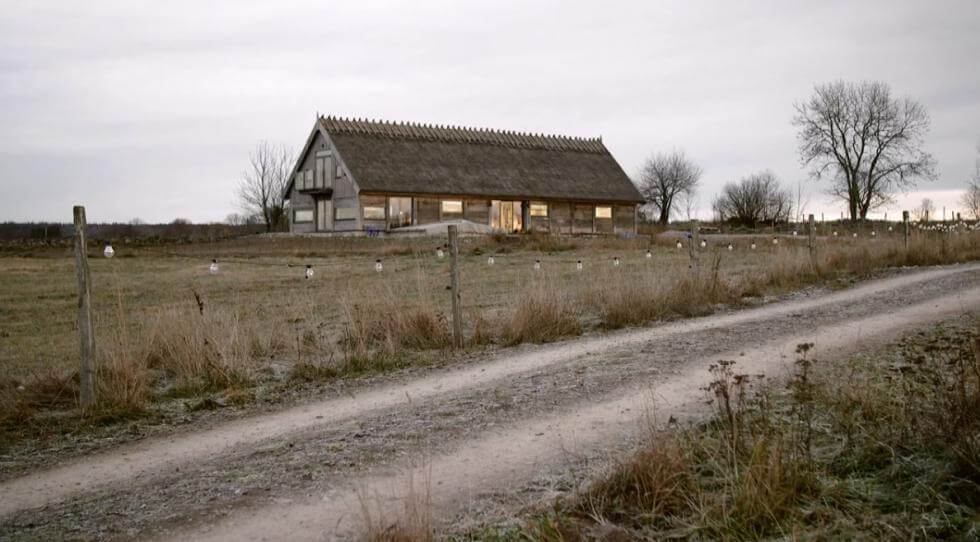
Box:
[1,0,978,223]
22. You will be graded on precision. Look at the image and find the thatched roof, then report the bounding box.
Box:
[319,116,643,204]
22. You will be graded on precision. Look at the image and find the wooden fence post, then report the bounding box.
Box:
[689,220,700,271]
[73,206,96,408]
[448,225,463,349]
[808,214,817,269]
[903,210,910,252]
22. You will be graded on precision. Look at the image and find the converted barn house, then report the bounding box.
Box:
[285,116,644,234]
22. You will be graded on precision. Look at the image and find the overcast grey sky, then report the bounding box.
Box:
[1,0,978,223]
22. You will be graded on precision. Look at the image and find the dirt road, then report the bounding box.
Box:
[2,263,979,540]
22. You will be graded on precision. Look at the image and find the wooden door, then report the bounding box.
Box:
[316,199,332,231]
[501,203,514,231]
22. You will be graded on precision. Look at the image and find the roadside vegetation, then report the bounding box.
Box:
[1,228,979,457]
[451,316,980,541]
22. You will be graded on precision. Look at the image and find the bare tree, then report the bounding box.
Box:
[793,80,937,220]
[238,141,294,232]
[636,151,702,225]
[793,179,811,223]
[913,198,935,221]
[963,182,980,220]
[712,170,793,227]
[960,141,980,220]
[678,189,701,221]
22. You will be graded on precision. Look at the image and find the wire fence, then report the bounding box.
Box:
[86,218,980,282]
[6,207,979,409]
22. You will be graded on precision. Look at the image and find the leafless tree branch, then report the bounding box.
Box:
[712,170,793,227]
[792,80,937,220]
[636,150,702,225]
[960,140,980,220]
[237,141,295,232]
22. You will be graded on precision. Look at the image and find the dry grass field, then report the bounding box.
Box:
[2,228,979,446]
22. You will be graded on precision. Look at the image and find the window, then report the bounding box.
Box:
[297,170,313,190]
[389,197,412,228]
[441,200,463,215]
[293,209,314,223]
[334,207,357,221]
[363,206,385,220]
[361,195,386,221]
[595,206,612,218]
[530,203,548,217]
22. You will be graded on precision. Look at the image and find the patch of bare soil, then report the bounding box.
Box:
[0,263,978,541]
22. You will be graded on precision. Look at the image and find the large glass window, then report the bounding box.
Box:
[388,197,412,228]
[492,201,522,231]
[530,202,549,217]
[361,195,386,221]
[441,200,463,216]
[595,206,612,218]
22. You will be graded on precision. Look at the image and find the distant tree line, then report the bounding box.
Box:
[0,221,262,243]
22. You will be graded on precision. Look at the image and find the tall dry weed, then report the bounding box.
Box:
[340,297,451,357]
[503,276,582,344]
[357,471,434,542]
[141,306,283,395]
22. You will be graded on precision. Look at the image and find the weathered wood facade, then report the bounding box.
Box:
[285,116,644,234]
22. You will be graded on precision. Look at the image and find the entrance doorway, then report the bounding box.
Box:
[491,200,522,232]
